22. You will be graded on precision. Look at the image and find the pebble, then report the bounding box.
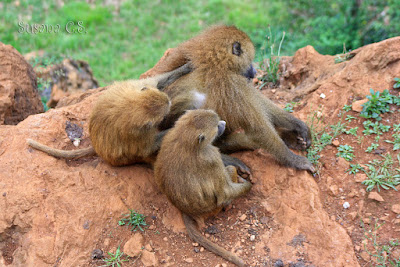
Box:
[239,214,247,221]
[352,99,368,113]
[392,204,400,214]
[184,258,193,263]
[250,235,256,241]
[343,202,350,209]
[320,93,326,99]
[368,192,384,202]
[332,140,340,147]
[163,237,168,241]
[360,251,371,261]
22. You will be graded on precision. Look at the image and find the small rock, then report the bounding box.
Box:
[91,249,103,259]
[141,250,157,266]
[123,233,144,257]
[392,204,400,214]
[250,235,255,241]
[393,219,400,224]
[354,245,361,252]
[148,225,155,230]
[163,237,168,241]
[274,259,284,267]
[343,202,350,209]
[329,185,339,196]
[337,157,349,169]
[363,217,371,224]
[368,192,384,202]
[348,211,358,221]
[332,140,340,147]
[239,214,247,221]
[192,242,199,247]
[359,251,371,261]
[200,247,204,252]
[320,93,326,99]
[352,99,368,113]
[221,264,227,267]
[354,173,367,183]
[184,258,193,263]
[145,244,152,252]
[271,89,276,93]
[392,248,400,260]
[215,264,221,267]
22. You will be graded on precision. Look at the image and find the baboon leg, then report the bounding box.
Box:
[221,154,251,179]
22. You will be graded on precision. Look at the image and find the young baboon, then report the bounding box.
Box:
[27,64,202,166]
[148,25,314,172]
[154,109,252,267]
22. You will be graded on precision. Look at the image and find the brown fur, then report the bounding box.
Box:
[27,64,197,166]
[154,109,252,267]
[149,25,314,171]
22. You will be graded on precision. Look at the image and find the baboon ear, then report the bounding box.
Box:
[232,41,242,56]
[141,86,148,91]
[198,134,205,144]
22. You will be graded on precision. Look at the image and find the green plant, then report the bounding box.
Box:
[347,164,365,174]
[344,126,358,136]
[385,133,400,151]
[361,219,400,266]
[283,101,298,113]
[334,43,354,63]
[259,26,285,87]
[342,104,352,112]
[394,77,400,89]
[118,210,147,231]
[365,143,379,153]
[345,115,356,122]
[103,245,129,267]
[363,120,390,141]
[336,144,355,161]
[360,89,396,121]
[393,124,400,132]
[362,154,400,191]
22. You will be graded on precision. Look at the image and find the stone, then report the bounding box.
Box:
[123,233,144,257]
[359,251,371,261]
[352,99,369,113]
[392,204,400,214]
[368,192,384,202]
[184,258,193,263]
[141,250,157,266]
[0,42,43,125]
[332,140,340,147]
[239,214,247,221]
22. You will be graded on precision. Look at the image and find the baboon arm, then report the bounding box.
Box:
[156,63,193,90]
[154,130,169,150]
[260,97,311,148]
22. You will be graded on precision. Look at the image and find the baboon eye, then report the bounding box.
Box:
[141,86,148,91]
[232,41,242,56]
[198,134,205,144]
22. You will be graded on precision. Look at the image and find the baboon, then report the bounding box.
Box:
[154,109,252,267]
[27,63,202,166]
[147,25,314,172]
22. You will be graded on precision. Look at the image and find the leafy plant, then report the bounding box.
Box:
[385,133,400,151]
[362,154,400,192]
[336,144,355,161]
[345,115,356,122]
[334,43,353,63]
[360,89,396,121]
[118,210,147,231]
[344,126,358,136]
[347,164,365,174]
[103,245,129,267]
[363,120,390,139]
[365,143,379,153]
[283,101,299,113]
[342,104,352,112]
[394,77,400,89]
[259,26,285,87]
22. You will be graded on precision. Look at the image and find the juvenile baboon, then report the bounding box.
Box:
[147,25,314,172]
[154,109,252,267]
[27,64,201,166]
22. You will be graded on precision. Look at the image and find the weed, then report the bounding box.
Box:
[103,245,129,267]
[342,104,352,112]
[365,143,379,153]
[259,26,285,87]
[361,219,400,266]
[362,154,400,191]
[363,120,390,142]
[118,210,147,231]
[393,124,400,132]
[394,77,400,89]
[347,164,365,174]
[360,89,397,121]
[334,43,354,63]
[344,126,358,136]
[336,144,355,161]
[283,101,298,113]
[345,115,356,122]
[385,133,400,151]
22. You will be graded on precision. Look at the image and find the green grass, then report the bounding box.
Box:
[336,144,355,162]
[118,209,147,232]
[362,154,400,192]
[0,0,283,86]
[103,245,129,267]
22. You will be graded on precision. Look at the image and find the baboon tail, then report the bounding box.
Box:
[27,139,95,159]
[182,213,246,267]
